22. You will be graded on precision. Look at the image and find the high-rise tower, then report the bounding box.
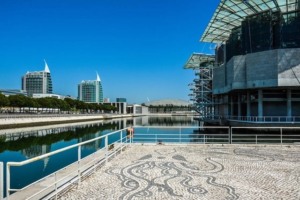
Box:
[22,60,53,97]
[78,73,103,103]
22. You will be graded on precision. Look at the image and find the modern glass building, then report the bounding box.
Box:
[78,73,103,103]
[116,98,127,103]
[21,60,53,97]
[187,0,300,124]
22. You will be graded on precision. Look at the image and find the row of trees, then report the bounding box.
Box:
[0,93,117,113]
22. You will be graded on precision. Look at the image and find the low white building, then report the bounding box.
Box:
[32,93,66,99]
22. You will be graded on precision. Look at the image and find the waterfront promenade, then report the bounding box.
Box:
[0,114,135,129]
[60,144,300,200]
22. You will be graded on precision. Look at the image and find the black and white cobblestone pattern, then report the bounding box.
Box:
[60,144,300,200]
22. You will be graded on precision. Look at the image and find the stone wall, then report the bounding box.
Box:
[278,48,300,86]
[212,64,225,94]
[246,50,278,88]
[212,48,300,95]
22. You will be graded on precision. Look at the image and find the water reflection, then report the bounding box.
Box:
[0,116,195,155]
[0,122,117,156]
[134,116,197,126]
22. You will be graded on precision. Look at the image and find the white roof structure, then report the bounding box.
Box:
[96,72,101,81]
[44,59,50,73]
[145,99,191,106]
[201,0,300,43]
[184,53,215,69]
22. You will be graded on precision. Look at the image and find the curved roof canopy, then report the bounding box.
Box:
[184,53,215,69]
[201,0,300,43]
[145,99,190,106]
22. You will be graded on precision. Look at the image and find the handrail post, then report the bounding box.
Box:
[280,128,283,145]
[6,164,10,200]
[229,127,232,144]
[0,162,3,200]
[130,129,133,145]
[120,130,123,152]
[256,135,257,144]
[105,135,108,164]
[179,127,181,143]
[55,172,58,200]
[78,145,81,185]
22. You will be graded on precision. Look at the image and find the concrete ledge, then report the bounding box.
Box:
[0,114,137,130]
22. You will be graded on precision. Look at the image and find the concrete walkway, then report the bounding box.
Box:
[59,144,300,200]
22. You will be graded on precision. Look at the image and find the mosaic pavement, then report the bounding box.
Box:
[60,144,300,200]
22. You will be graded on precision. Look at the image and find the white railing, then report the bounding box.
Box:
[5,128,132,200]
[231,126,300,144]
[212,115,300,123]
[0,162,3,200]
[3,126,300,199]
[132,126,300,145]
[229,116,300,123]
[132,126,230,144]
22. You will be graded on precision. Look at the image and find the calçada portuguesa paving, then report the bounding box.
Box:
[59,144,300,200]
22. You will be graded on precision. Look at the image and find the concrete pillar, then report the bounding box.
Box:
[230,95,234,117]
[258,90,263,119]
[238,94,241,119]
[247,91,251,117]
[287,89,292,117]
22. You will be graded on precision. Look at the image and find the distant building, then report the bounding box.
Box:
[145,99,192,113]
[127,104,149,115]
[103,98,110,103]
[116,98,126,103]
[104,102,127,114]
[0,89,27,96]
[22,60,53,97]
[78,73,103,103]
[32,93,66,99]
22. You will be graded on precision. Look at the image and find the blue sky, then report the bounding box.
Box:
[0,0,220,104]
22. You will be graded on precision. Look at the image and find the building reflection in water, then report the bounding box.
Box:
[21,145,51,170]
[0,116,197,158]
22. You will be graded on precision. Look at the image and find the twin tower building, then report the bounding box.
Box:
[21,60,104,103]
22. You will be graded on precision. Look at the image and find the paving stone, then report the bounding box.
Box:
[59,144,300,200]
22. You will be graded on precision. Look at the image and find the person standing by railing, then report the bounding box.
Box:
[126,127,134,138]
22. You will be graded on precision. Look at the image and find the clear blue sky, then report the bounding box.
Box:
[0,0,220,104]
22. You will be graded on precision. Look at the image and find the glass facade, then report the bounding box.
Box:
[22,71,53,97]
[116,98,127,103]
[78,80,103,103]
[221,10,300,62]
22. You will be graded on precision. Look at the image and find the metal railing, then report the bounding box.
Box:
[231,126,300,144]
[0,162,3,200]
[132,126,230,144]
[5,128,131,200]
[205,115,300,123]
[3,126,300,199]
[228,116,300,123]
[132,126,300,145]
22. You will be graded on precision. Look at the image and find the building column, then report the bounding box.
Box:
[258,90,263,119]
[238,94,241,120]
[247,91,251,118]
[287,89,292,118]
[230,95,234,118]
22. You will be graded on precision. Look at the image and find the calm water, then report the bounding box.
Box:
[0,116,197,196]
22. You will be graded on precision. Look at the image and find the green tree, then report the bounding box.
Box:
[8,95,29,113]
[0,93,9,111]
